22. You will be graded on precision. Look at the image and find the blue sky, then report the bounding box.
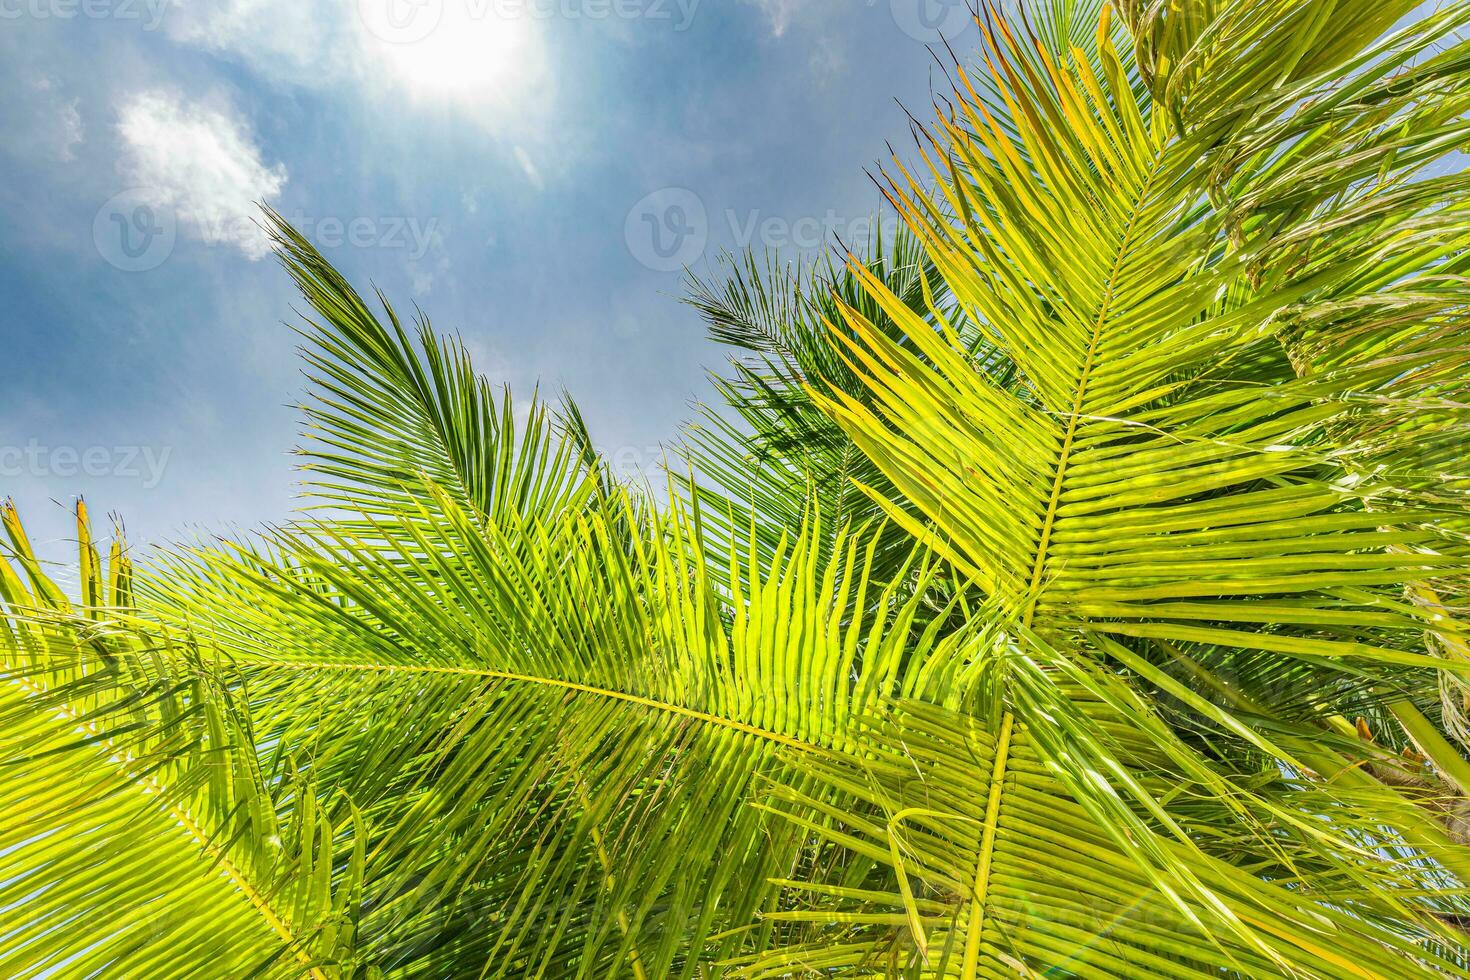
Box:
[0,0,982,560]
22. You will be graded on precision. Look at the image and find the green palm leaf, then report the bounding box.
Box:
[4,2,1470,976]
[0,503,365,979]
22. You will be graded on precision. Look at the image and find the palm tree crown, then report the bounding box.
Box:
[5,1,1470,976]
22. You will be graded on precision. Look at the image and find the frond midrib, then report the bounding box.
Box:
[1022,147,1169,628]
[961,711,1017,978]
[220,656,826,754]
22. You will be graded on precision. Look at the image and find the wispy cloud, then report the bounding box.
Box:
[809,35,845,84]
[116,90,287,259]
[7,76,85,163]
[163,0,356,87]
[513,146,545,191]
[744,0,801,37]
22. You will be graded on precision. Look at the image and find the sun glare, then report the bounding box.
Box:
[363,3,540,101]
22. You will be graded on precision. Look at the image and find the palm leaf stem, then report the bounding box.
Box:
[961,710,1016,979]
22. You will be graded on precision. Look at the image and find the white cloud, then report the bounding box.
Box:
[12,77,85,163]
[745,0,801,37]
[163,0,355,87]
[408,252,452,296]
[116,91,287,260]
[56,100,84,161]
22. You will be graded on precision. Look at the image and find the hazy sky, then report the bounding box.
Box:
[0,0,982,561]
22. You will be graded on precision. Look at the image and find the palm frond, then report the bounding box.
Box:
[0,502,364,979]
[5,2,1470,976]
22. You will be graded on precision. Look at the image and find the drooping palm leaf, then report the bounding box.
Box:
[0,502,365,979]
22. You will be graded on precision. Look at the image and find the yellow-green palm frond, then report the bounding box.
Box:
[5,2,1470,977]
[1,502,365,979]
[817,0,1470,667]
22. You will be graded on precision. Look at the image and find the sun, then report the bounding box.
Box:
[362,2,542,102]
